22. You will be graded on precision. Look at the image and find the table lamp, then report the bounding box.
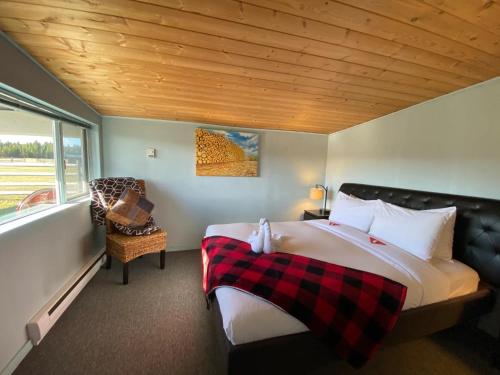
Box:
[309,184,328,214]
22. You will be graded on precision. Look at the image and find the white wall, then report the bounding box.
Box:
[103,117,328,250]
[325,77,500,200]
[0,32,104,374]
[0,205,105,372]
[325,77,500,337]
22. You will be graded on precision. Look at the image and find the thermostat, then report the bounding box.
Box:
[146,147,156,158]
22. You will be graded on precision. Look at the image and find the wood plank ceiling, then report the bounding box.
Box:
[1,1,499,134]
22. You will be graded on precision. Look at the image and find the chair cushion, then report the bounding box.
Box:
[106,188,154,227]
[113,216,161,236]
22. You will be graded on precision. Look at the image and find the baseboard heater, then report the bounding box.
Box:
[27,251,105,345]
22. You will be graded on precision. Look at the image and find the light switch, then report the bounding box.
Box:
[146,147,156,158]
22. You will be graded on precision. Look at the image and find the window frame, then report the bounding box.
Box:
[60,121,90,202]
[0,105,93,227]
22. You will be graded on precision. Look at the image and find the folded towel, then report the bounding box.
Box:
[263,219,272,254]
[248,218,284,254]
[249,232,263,253]
[249,218,266,253]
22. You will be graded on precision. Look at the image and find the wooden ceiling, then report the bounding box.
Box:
[1,1,499,134]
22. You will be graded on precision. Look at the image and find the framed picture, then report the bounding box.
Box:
[195,128,259,177]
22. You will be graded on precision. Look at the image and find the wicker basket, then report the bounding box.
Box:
[106,229,167,263]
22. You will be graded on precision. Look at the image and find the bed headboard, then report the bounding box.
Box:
[339,183,500,288]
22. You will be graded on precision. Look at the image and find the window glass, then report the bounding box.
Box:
[0,105,57,224]
[62,122,88,200]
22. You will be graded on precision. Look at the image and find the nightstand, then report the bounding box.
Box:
[303,209,330,220]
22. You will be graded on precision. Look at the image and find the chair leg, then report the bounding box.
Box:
[106,255,112,269]
[123,262,129,285]
[160,250,166,270]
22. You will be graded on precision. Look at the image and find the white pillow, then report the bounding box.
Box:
[329,192,377,232]
[377,202,456,261]
[425,206,456,261]
[369,200,455,261]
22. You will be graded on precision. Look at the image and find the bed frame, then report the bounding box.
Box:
[210,183,500,375]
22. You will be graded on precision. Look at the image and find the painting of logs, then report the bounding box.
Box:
[195,128,259,176]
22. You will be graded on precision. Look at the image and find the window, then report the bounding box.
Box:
[62,122,89,200]
[0,103,90,225]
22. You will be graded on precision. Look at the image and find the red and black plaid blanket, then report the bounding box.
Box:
[202,236,407,367]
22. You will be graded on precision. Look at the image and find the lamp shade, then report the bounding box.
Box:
[309,187,323,200]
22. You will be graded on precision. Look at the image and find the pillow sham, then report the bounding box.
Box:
[329,191,377,232]
[369,200,454,261]
[424,206,456,261]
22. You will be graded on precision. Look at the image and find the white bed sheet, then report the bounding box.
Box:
[205,219,479,345]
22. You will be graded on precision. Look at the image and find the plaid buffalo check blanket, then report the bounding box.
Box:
[202,236,407,367]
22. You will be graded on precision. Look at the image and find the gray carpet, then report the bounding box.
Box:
[13,250,499,375]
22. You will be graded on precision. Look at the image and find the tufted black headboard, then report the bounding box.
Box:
[339,183,500,288]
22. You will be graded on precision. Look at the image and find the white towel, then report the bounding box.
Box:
[249,218,266,253]
[248,218,284,254]
[263,219,272,254]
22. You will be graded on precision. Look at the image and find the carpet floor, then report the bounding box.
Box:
[13,250,499,375]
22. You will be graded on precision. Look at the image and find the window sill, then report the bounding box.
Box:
[0,197,91,236]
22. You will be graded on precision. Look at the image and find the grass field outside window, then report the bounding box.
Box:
[0,105,89,225]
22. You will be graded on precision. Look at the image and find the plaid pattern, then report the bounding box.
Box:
[202,236,407,367]
[106,188,154,227]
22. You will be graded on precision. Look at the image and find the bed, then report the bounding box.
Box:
[204,183,500,374]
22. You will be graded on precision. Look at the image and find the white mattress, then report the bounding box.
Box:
[205,219,480,345]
